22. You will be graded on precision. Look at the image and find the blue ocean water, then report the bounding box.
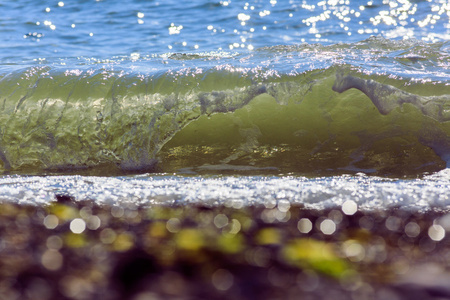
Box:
[3,0,449,60]
[0,0,449,209]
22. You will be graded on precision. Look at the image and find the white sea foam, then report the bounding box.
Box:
[0,170,449,211]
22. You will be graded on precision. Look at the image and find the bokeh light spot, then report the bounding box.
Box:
[320,219,336,235]
[428,224,445,241]
[297,218,313,234]
[212,269,234,291]
[43,214,59,229]
[70,218,86,234]
[342,200,357,215]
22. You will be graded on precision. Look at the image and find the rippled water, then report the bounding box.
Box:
[1,0,449,209]
[3,0,449,60]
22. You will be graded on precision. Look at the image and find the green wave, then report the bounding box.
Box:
[0,62,449,176]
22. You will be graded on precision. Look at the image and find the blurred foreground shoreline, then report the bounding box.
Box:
[1,198,450,300]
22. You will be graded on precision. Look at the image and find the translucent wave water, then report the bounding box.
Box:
[0,38,448,175]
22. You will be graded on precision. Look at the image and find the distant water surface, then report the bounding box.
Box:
[2,0,449,60]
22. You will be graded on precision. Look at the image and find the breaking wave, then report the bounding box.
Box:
[0,38,449,177]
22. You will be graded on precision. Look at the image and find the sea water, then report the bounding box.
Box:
[0,0,449,211]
